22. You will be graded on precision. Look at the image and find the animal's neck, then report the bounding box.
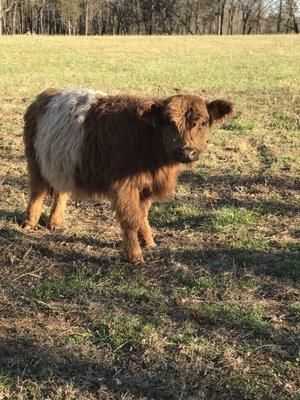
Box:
[144,125,172,169]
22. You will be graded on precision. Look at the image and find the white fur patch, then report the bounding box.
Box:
[35,89,105,192]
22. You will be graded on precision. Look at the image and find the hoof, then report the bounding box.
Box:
[22,221,35,230]
[126,252,145,264]
[145,241,157,249]
[47,220,63,231]
[140,237,156,248]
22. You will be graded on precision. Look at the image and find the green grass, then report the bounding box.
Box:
[222,117,254,133]
[0,35,299,400]
[26,268,96,302]
[199,303,274,336]
[91,312,155,353]
[212,207,260,232]
[270,111,299,131]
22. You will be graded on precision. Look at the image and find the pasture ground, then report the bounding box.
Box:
[0,35,299,400]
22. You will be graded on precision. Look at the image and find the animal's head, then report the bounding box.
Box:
[137,94,233,163]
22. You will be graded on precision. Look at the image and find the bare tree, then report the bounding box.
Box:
[59,0,81,35]
[285,0,299,33]
[0,0,15,34]
[276,0,283,32]
[216,0,226,35]
[83,0,101,35]
[227,0,239,34]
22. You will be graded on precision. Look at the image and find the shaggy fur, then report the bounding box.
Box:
[35,89,102,192]
[23,88,233,263]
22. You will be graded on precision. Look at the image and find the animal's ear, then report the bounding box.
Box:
[137,100,164,128]
[206,100,234,123]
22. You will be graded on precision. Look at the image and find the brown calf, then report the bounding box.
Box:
[23,89,233,263]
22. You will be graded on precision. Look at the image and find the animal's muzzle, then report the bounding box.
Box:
[174,147,200,163]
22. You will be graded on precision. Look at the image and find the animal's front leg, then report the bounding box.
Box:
[112,185,144,263]
[138,198,155,248]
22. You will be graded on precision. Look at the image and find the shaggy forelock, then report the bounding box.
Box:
[165,95,207,132]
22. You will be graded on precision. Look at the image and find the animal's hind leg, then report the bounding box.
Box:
[47,191,69,230]
[24,177,48,230]
[138,198,155,248]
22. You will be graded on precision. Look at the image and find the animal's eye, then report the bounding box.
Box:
[200,120,208,127]
[166,118,174,127]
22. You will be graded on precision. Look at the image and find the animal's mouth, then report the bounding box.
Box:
[173,148,200,163]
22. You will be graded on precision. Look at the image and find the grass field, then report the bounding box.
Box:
[0,35,299,400]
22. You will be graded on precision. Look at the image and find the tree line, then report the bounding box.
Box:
[0,0,299,36]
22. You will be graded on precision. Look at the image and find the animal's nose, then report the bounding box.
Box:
[177,147,200,162]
